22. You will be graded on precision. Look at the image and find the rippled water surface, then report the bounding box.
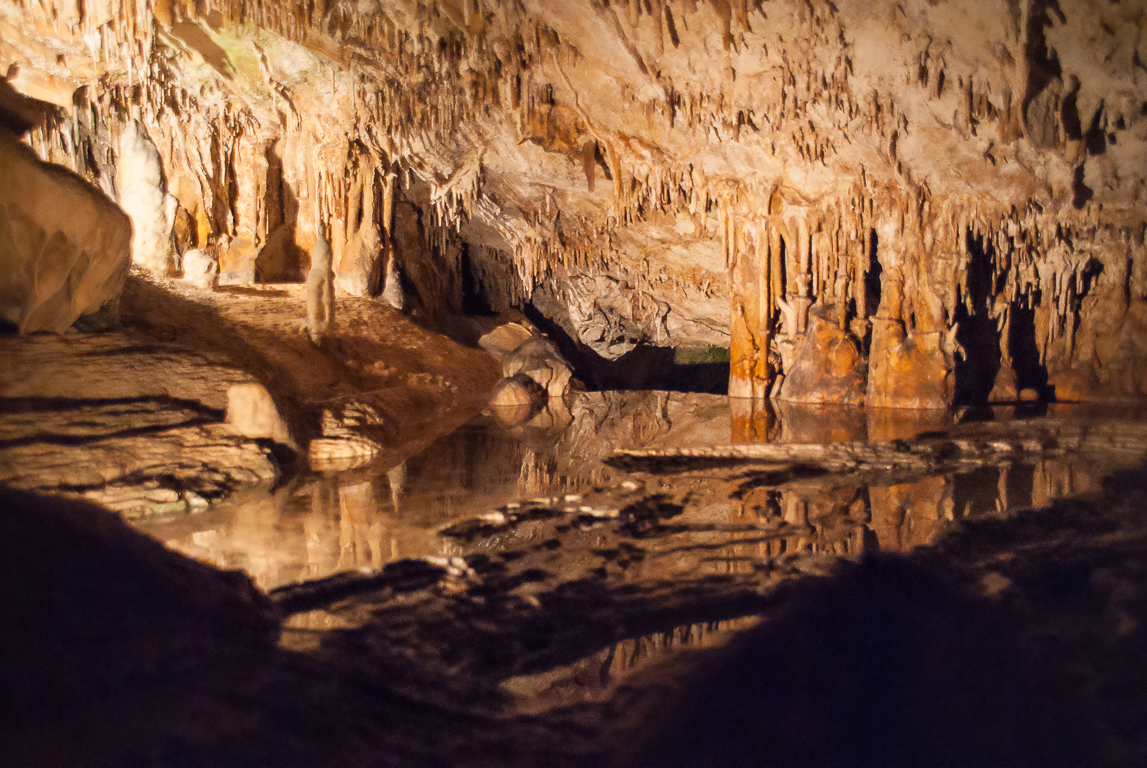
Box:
[136,393,1143,593]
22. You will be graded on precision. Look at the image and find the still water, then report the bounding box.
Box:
[135,392,1140,592]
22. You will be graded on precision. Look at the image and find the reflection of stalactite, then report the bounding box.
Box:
[513,616,761,701]
[519,449,557,497]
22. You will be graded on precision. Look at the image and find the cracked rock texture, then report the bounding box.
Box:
[0,333,279,516]
[3,0,1146,402]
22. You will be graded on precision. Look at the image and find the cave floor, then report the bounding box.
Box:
[0,269,501,515]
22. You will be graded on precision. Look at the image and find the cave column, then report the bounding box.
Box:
[380,170,404,309]
[729,219,773,434]
[866,218,956,409]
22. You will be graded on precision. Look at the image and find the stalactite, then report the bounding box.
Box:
[9,0,1146,401]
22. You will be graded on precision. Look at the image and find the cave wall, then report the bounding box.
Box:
[4,0,1147,403]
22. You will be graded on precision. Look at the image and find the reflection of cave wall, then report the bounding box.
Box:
[8,0,1147,403]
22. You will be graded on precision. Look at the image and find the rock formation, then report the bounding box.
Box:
[225,382,295,449]
[3,0,1146,403]
[116,121,177,276]
[0,128,131,333]
[305,235,335,345]
[180,247,219,290]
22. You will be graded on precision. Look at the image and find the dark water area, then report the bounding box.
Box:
[136,393,1143,593]
[93,395,1147,764]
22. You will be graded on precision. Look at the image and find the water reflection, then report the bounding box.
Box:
[504,616,760,710]
[731,399,956,443]
[136,393,1143,590]
[716,454,1119,574]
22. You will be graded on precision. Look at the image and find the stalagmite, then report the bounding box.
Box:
[306,235,335,345]
[181,248,218,291]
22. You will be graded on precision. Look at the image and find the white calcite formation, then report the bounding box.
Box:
[0,128,131,333]
[116,121,177,276]
[5,0,1147,403]
[180,248,218,290]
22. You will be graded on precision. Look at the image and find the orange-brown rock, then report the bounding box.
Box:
[867,320,956,410]
[4,0,1147,402]
[0,128,131,333]
[776,307,866,406]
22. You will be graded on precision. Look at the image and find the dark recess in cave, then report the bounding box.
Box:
[1072,164,1093,209]
[1009,304,1051,399]
[520,304,729,394]
[1021,0,1066,115]
[1084,100,1108,156]
[254,142,305,284]
[1060,77,1083,141]
[954,227,1002,405]
[459,244,494,316]
[865,228,882,316]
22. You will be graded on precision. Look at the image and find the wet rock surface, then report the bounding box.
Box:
[0,333,279,516]
[0,269,501,516]
[6,425,1147,766]
[10,397,1140,767]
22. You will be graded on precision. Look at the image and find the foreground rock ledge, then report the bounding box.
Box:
[0,269,502,515]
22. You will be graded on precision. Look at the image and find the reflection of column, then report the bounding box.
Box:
[339,480,379,571]
[731,397,774,443]
[783,495,808,527]
[229,487,288,588]
[869,475,949,551]
[386,460,407,515]
[1031,460,1049,509]
[304,481,340,579]
[996,463,1009,514]
[519,449,556,497]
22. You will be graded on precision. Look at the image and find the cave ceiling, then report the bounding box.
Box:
[3,0,1147,401]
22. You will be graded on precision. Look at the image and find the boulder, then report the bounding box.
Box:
[479,321,535,359]
[0,128,131,333]
[225,383,296,449]
[308,435,382,473]
[503,335,576,399]
[181,248,218,290]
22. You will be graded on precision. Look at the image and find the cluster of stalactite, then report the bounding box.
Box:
[724,181,1147,407]
[10,0,1146,400]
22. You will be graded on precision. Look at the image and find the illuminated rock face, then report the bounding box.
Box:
[0,128,131,333]
[5,0,1147,403]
